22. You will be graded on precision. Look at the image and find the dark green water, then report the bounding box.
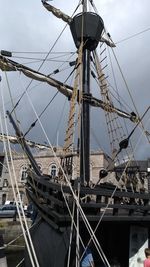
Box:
[6,250,24,267]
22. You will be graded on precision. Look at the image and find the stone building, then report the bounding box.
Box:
[0,148,150,206]
[0,148,110,205]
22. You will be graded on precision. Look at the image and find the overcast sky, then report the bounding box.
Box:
[0,0,150,160]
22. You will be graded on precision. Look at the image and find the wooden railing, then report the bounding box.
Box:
[26,173,150,227]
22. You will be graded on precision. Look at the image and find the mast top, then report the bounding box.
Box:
[70,11,104,51]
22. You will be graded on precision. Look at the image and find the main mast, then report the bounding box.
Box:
[70,0,104,186]
[80,0,90,186]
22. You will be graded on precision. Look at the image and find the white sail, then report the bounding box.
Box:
[0,133,50,150]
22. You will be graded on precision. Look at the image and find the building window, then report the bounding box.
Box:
[90,164,93,181]
[3,179,8,187]
[49,164,57,177]
[17,191,25,202]
[38,164,42,174]
[20,165,28,181]
[72,164,77,180]
[2,194,6,205]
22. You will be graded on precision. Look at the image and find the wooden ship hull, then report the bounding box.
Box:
[23,169,150,266]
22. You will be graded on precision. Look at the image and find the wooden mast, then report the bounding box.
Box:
[70,0,104,186]
[80,0,91,186]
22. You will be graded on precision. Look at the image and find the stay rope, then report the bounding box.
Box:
[16,70,111,267]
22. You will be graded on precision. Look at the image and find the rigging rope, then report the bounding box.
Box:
[111,47,150,145]
[4,44,141,266]
[91,117,150,245]
[24,91,59,137]
[60,184,85,267]
[67,201,75,267]
[11,51,75,54]
[106,46,136,162]
[93,50,129,166]
[11,1,81,114]
[12,54,74,62]
[19,77,111,266]
[63,43,83,154]
[116,27,150,44]
[1,73,40,267]
[22,53,77,139]
[0,113,37,267]
[47,52,76,76]
[11,25,69,113]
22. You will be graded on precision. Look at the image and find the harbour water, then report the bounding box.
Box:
[0,218,31,267]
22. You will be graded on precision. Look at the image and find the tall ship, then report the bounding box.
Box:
[0,0,150,266]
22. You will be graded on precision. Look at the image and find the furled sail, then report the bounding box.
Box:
[0,55,72,98]
[100,32,116,47]
[0,133,50,150]
[42,1,72,24]
[85,95,138,122]
[0,55,138,122]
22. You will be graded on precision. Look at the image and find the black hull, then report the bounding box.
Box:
[24,219,70,267]
[24,217,150,267]
[24,172,150,266]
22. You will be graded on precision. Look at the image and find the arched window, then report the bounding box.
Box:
[49,164,57,177]
[3,179,8,187]
[20,164,42,181]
